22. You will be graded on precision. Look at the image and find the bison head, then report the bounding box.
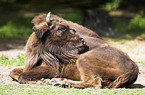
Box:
[32,12,89,66]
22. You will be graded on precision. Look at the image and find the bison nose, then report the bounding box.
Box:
[80,38,86,45]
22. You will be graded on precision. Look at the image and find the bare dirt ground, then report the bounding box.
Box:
[0,40,145,89]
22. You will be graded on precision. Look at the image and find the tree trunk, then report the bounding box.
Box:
[81,9,115,37]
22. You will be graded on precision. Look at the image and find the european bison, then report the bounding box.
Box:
[10,12,138,88]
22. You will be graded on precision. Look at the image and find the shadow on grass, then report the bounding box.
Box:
[128,84,145,89]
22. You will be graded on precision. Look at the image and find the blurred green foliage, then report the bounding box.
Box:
[0,9,81,40]
[0,14,33,40]
[0,0,16,3]
[0,10,145,40]
[101,0,122,11]
[0,0,145,40]
[128,11,145,32]
[110,11,145,39]
[54,9,81,24]
[0,21,32,39]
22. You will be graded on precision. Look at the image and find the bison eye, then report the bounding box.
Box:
[57,30,63,36]
[56,27,65,36]
[57,27,66,31]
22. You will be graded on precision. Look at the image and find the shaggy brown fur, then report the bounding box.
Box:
[10,13,138,88]
[10,14,89,83]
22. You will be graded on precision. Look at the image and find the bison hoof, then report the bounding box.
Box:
[18,74,33,84]
[18,75,27,84]
[50,78,71,88]
[38,78,71,88]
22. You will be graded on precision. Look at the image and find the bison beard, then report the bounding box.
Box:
[10,13,138,88]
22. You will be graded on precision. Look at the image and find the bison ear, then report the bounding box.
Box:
[32,27,49,40]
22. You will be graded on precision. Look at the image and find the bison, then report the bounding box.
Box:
[10,12,138,88]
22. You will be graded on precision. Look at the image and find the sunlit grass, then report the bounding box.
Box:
[0,83,145,95]
[0,53,26,66]
[135,61,145,65]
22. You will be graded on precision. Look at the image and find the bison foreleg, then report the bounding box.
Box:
[18,65,60,84]
[9,68,23,81]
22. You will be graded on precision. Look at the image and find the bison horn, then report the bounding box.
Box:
[46,12,51,23]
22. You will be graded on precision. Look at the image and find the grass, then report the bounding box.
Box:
[0,83,145,95]
[135,61,145,65]
[105,37,141,49]
[0,53,26,66]
[0,53,144,95]
[1,53,144,67]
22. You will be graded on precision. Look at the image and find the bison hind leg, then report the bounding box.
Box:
[103,72,132,88]
[61,75,102,89]
[9,68,23,81]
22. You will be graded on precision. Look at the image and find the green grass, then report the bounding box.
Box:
[0,53,26,66]
[106,37,144,49]
[0,83,145,95]
[0,54,145,95]
[135,61,145,65]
